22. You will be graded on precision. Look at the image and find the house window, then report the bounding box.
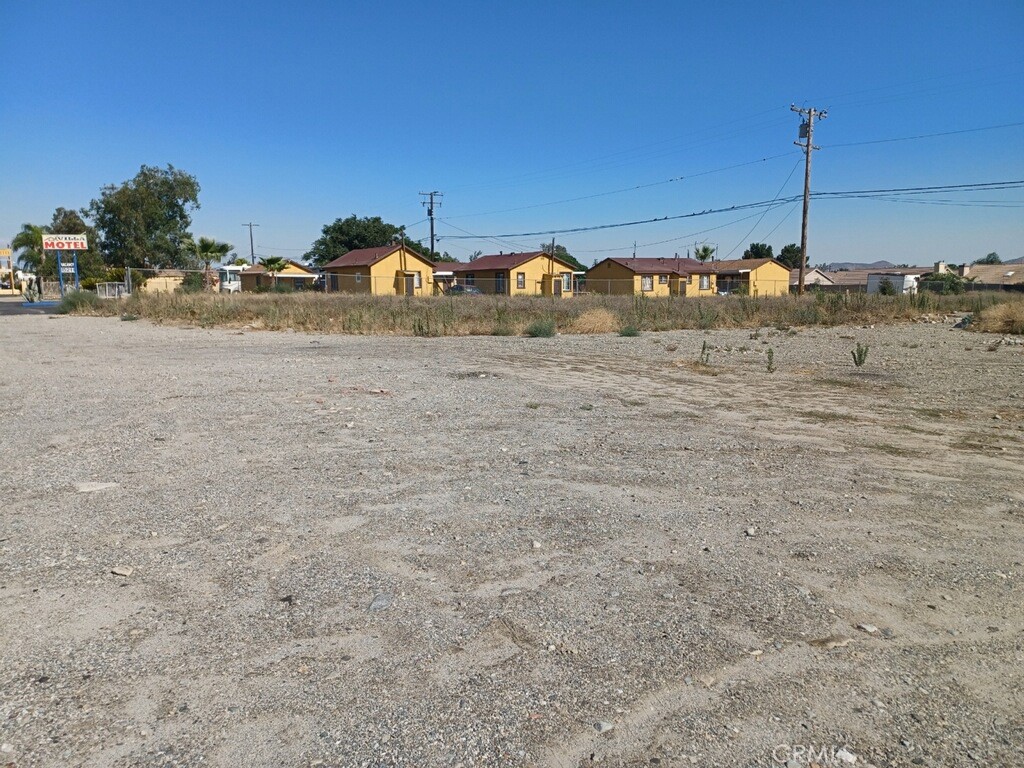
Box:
[466,273,475,286]
[699,274,710,290]
[414,272,421,288]
[641,275,654,292]
[686,275,693,285]
[561,273,571,292]
[355,273,362,283]
[516,272,525,289]
[658,274,668,284]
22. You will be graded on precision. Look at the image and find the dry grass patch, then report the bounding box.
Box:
[568,308,619,334]
[971,300,1024,335]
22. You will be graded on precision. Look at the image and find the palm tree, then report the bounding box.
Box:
[12,223,50,270]
[694,244,716,263]
[196,237,232,288]
[258,256,288,289]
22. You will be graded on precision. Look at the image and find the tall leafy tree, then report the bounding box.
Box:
[12,223,49,270]
[540,242,587,271]
[304,215,431,267]
[86,164,201,269]
[743,243,774,260]
[973,252,1001,265]
[693,244,716,263]
[777,243,803,270]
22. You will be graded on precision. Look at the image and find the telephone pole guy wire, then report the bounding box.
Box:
[791,104,826,295]
[420,192,443,257]
[243,222,260,265]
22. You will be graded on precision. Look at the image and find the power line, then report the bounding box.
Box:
[722,159,803,259]
[823,120,1024,149]
[443,152,800,220]
[436,179,1024,240]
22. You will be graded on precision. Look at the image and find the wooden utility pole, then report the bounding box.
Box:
[791,105,826,295]
[420,191,443,258]
[243,222,260,265]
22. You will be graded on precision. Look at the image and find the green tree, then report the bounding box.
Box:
[43,208,105,280]
[693,244,716,263]
[86,164,201,269]
[540,242,587,271]
[11,223,50,270]
[973,252,1001,265]
[777,243,803,270]
[304,215,431,267]
[259,256,288,289]
[743,243,774,260]
[182,236,233,285]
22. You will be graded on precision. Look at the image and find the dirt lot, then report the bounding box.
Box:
[1,314,1022,767]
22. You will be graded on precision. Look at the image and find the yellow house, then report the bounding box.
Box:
[710,258,792,297]
[323,245,436,296]
[241,260,317,292]
[585,257,717,297]
[137,269,185,293]
[446,251,579,297]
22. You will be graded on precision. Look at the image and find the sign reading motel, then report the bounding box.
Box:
[42,234,89,250]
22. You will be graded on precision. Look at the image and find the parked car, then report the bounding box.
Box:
[446,284,483,295]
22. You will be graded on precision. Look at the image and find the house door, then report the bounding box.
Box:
[404,275,415,295]
[495,272,506,294]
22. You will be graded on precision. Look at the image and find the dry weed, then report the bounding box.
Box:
[567,308,619,334]
[971,301,1024,335]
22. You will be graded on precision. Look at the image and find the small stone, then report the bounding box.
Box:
[368,593,393,612]
[836,747,857,763]
[77,481,118,493]
[531,540,542,550]
[856,623,878,635]
[110,566,134,577]
[0,744,13,754]
[744,527,756,537]
[594,721,614,734]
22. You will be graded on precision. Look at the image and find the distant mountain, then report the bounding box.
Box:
[1004,255,1024,265]
[820,260,896,272]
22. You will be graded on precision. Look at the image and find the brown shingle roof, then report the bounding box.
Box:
[323,245,434,269]
[243,259,314,275]
[706,258,786,276]
[447,252,577,272]
[599,257,711,275]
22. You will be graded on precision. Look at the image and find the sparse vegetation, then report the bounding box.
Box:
[852,342,869,367]
[699,340,711,365]
[619,324,640,337]
[56,291,1022,337]
[525,318,557,338]
[766,347,776,373]
[57,290,101,314]
[970,301,1024,335]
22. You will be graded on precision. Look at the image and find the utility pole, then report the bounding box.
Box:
[243,222,260,265]
[791,105,826,295]
[419,191,442,258]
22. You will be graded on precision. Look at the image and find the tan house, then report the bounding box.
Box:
[137,269,186,293]
[240,260,317,292]
[445,252,579,297]
[323,245,436,296]
[585,257,717,297]
[709,259,792,297]
[790,267,835,291]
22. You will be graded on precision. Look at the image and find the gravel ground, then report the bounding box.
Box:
[1,311,1022,768]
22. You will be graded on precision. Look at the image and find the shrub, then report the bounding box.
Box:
[852,342,869,367]
[878,278,897,296]
[619,324,641,337]
[918,272,965,295]
[525,318,556,337]
[57,290,101,314]
[971,301,1024,334]
[568,308,618,334]
[178,272,205,293]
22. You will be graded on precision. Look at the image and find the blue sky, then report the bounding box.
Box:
[2,1,1022,266]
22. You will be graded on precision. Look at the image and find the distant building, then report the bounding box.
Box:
[241,260,317,292]
[446,252,579,297]
[585,257,716,297]
[322,245,436,296]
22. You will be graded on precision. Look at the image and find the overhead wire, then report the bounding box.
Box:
[721,160,803,259]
